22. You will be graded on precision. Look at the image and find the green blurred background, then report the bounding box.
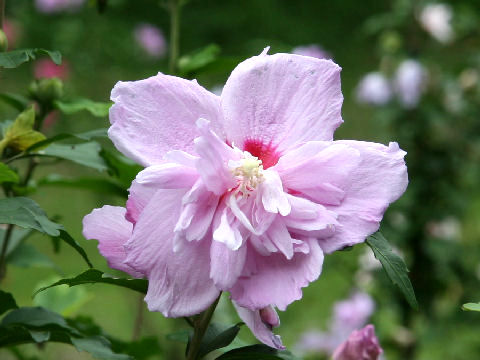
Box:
[1,0,480,359]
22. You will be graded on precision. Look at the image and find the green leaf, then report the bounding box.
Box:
[0,197,62,236]
[366,232,418,309]
[54,99,112,117]
[0,49,61,69]
[33,269,148,297]
[71,336,131,360]
[29,330,50,343]
[0,290,18,316]
[37,142,107,171]
[0,227,32,257]
[462,302,480,311]
[178,44,221,75]
[197,323,243,358]
[34,277,92,317]
[216,345,299,360]
[38,174,127,198]
[1,307,70,329]
[7,243,59,270]
[0,107,46,154]
[0,93,30,111]
[111,336,162,360]
[0,197,92,267]
[101,149,143,188]
[26,128,108,152]
[0,163,19,184]
[0,307,132,360]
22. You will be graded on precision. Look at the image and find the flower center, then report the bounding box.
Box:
[229,151,264,196]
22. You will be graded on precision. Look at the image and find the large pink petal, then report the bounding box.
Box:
[124,189,220,317]
[222,53,343,157]
[109,74,223,166]
[234,303,285,349]
[126,164,198,224]
[82,206,141,277]
[230,240,324,311]
[274,142,361,205]
[210,240,247,290]
[320,141,408,253]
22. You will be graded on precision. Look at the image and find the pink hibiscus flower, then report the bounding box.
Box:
[83,49,408,349]
[332,325,383,360]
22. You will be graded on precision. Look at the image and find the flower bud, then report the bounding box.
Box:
[0,29,8,52]
[259,305,280,329]
[28,77,64,106]
[332,325,383,360]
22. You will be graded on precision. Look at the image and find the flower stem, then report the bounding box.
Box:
[0,223,13,281]
[167,0,181,75]
[186,294,221,360]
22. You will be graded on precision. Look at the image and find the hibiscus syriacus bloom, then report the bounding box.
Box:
[332,325,383,360]
[83,49,408,349]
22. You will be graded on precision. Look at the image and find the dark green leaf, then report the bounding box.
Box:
[0,49,61,69]
[462,302,480,312]
[111,336,162,360]
[0,93,30,111]
[101,149,143,188]
[0,290,18,316]
[54,99,112,117]
[7,243,59,270]
[178,44,221,75]
[71,337,131,360]
[1,307,70,329]
[198,323,243,358]
[38,174,127,198]
[0,227,32,257]
[0,197,62,236]
[0,197,92,267]
[0,307,132,359]
[216,345,299,360]
[37,142,107,171]
[34,269,148,297]
[29,330,50,343]
[366,232,418,309]
[0,163,19,184]
[26,128,108,152]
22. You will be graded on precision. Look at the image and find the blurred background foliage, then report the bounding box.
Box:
[1,0,480,359]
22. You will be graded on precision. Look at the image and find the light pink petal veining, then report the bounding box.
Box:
[274,141,361,205]
[234,302,285,350]
[210,240,247,290]
[82,206,141,277]
[230,239,324,311]
[124,189,220,317]
[260,170,291,216]
[109,74,223,166]
[320,141,408,253]
[222,53,343,154]
[126,164,198,224]
[194,118,238,195]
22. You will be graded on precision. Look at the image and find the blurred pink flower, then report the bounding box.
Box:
[332,325,383,360]
[134,23,167,58]
[356,72,392,106]
[35,0,85,13]
[34,59,70,80]
[419,3,453,44]
[293,45,332,60]
[296,292,375,354]
[394,59,427,109]
[3,19,21,49]
[83,50,407,349]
